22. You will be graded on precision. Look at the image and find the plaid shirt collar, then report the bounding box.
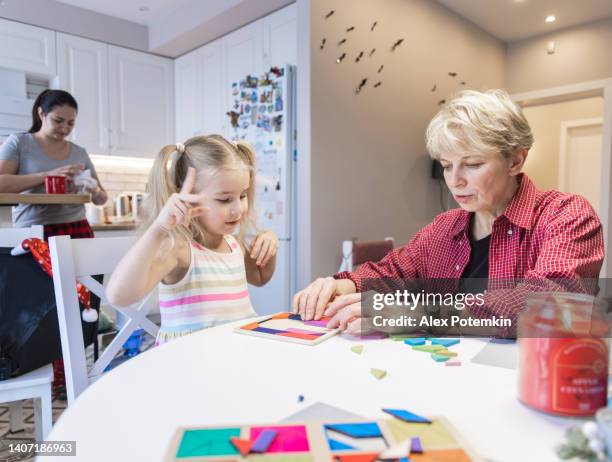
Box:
[450,173,537,239]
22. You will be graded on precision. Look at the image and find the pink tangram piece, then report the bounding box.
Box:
[445,359,462,367]
[303,318,331,328]
[249,425,310,453]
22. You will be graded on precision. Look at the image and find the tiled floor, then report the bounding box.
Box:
[0,334,155,462]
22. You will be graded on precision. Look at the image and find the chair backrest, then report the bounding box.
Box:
[339,237,395,272]
[0,225,44,247]
[48,235,159,404]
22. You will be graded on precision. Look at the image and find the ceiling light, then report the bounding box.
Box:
[545,15,556,23]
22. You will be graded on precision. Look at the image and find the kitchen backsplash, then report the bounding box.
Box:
[91,157,152,202]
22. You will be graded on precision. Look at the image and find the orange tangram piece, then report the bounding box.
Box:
[278,332,320,341]
[334,453,379,462]
[410,449,472,462]
[229,437,252,456]
[240,322,261,331]
[272,312,291,319]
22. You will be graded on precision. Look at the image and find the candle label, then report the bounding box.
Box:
[552,339,608,414]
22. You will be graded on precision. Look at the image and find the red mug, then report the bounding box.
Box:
[45,175,67,194]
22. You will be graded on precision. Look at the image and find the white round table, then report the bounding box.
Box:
[47,319,574,461]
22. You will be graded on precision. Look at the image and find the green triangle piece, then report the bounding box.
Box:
[351,345,364,355]
[412,344,444,353]
[371,368,387,380]
[431,353,451,362]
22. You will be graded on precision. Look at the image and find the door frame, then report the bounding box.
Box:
[511,78,612,278]
[559,117,603,194]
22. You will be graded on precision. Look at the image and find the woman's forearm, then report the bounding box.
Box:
[0,172,45,193]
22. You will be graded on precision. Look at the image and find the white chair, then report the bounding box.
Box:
[48,235,159,404]
[0,224,53,441]
[339,237,395,272]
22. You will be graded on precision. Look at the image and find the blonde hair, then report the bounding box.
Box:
[142,134,257,249]
[426,89,534,160]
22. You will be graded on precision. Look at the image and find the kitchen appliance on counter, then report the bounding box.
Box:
[114,192,146,221]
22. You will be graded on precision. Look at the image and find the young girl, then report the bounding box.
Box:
[106,135,278,345]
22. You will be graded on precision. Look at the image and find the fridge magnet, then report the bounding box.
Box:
[268,104,275,113]
[246,75,258,88]
[320,38,326,50]
[275,138,283,148]
[355,78,368,94]
[270,66,284,77]
[275,92,283,111]
[391,38,404,51]
[259,104,266,113]
[371,21,378,31]
[226,111,239,128]
[374,82,382,88]
[232,87,239,96]
[273,115,283,132]
[369,48,376,57]
[338,38,347,46]
[325,10,335,19]
[245,104,251,114]
[251,91,258,103]
[346,26,355,32]
[336,53,347,63]
[233,101,239,110]
[355,51,364,62]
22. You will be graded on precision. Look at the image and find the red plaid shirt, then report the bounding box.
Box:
[335,174,604,324]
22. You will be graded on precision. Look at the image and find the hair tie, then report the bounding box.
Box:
[176,143,185,154]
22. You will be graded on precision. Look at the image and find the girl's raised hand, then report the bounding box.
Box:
[152,167,209,233]
[249,230,279,267]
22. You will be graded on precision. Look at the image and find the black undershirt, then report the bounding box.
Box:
[460,233,490,294]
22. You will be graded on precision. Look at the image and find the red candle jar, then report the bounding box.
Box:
[518,293,610,416]
[44,175,67,194]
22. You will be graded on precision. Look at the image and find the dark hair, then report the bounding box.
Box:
[29,89,78,133]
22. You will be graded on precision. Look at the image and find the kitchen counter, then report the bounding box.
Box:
[91,222,139,231]
[0,193,91,205]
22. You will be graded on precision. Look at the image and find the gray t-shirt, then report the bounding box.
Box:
[0,132,99,227]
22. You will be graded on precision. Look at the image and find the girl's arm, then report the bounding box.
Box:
[106,226,183,306]
[244,230,278,286]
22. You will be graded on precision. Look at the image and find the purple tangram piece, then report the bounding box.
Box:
[288,314,303,321]
[410,437,423,454]
[253,326,284,335]
[251,429,278,453]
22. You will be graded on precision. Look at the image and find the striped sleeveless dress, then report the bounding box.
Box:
[156,234,256,345]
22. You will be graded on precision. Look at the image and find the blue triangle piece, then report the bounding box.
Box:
[403,338,426,346]
[324,423,382,438]
[399,458,411,462]
[431,338,460,347]
[382,409,432,424]
[328,438,356,450]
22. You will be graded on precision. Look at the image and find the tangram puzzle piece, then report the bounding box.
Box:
[250,425,310,453]
[378,438,412,459]
[334,453,379,462]
[328,438,356,450]
[411,437,423,454]
[445,360,462,367]
[403,338,426,346]
[431,339,460,348]
[351,345,364,355]
[412,345,444,353]
[325,423,382,439]
[431,354,450,362]
[230,437,252,456]
[370,368,387,380]
[176,428,241,458]
[434,349,457,357]
[382,409,432,424]
[251,429,278,453]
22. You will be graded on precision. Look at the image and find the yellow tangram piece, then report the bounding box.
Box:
[370,368,387,380]
[386,419,458,450]
[351,345,364,355]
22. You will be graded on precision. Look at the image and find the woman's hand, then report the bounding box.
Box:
[46,163,84,178]
[151,167,208,233]
[249,230,278,267]
[292,277,357,321]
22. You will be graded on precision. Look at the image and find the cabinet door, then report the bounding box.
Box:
[200,40,224,136]
[262,4,297,68]
[108,46,174,158]
[56,33,109,155]
[0,18,56,76]
[175,49,202,142]
[222,21,264,137]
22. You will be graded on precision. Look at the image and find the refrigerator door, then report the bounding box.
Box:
[248,239,291,314]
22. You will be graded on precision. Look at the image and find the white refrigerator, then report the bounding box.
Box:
[228,65,297,315]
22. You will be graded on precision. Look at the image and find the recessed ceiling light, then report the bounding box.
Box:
[545,15,556,23]
[139,6,150,12]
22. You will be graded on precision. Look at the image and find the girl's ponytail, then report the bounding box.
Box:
[234,140,257,242]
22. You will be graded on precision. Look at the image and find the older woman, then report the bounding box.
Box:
[292,89,604,334]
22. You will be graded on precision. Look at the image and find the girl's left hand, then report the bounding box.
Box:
[250,230,279,267]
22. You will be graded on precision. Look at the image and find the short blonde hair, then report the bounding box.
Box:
[425,89,534,160]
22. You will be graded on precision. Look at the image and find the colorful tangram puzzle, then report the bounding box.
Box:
[165,415,483,462]
[234,312,340,345]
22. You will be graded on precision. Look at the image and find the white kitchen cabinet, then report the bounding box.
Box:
[200,40,225,136]
[56,33,110,155]
[108,46,174,158]
[0,18,56,76]
[175,49,202,142]
[262,4,297,68]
